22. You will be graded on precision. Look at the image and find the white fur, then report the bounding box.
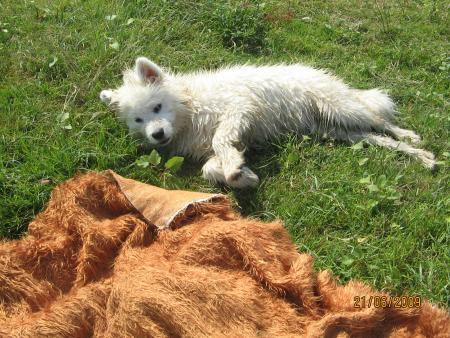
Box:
[100,57,436,188]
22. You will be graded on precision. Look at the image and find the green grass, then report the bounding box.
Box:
[0,0,448,306]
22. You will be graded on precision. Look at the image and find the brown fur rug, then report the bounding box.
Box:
[0,171,448,337]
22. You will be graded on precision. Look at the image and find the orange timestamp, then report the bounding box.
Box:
[354,295,422,309]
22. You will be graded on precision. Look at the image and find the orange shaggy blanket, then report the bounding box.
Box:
[0,171,448,337]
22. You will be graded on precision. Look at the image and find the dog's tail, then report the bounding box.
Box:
[330,88,396,131]
[324,88,416,137]
[314,87,396,135]
[322,87,436,168]
[358,88,396,122]
[342,88,427,141]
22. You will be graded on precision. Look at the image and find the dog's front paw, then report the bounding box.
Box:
[202,157,226,184]
[226,166,259,189]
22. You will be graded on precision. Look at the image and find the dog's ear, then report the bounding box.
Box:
[100,90,114,104]
[135,57,164,84]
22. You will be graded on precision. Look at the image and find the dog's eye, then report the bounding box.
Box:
[153,103,162,113]
[135,117,143,123]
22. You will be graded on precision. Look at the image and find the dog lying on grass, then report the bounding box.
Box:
[100,57,436,188]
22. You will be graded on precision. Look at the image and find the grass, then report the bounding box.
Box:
[0,0,448,307]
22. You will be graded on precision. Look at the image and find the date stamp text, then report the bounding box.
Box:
[354,296,422,309]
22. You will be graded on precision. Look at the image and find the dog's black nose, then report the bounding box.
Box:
[152,128,165,140]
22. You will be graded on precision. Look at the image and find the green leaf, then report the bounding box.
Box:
[135,157,149,168]
[351,141,364,150]
[377,175,387,187]
[367,184,379,192]
[394,174,403,182]
[109,41,120,50]
[49,56,58,68]
[165,156,184,172]
[58,112,70,123]
[359,176,371,184]
[286,152,299,167]
[358,157,369,166]
[367,199,379,209]
[342,257,354,266]
[126,18,135,25]
[386,192,401,200]
[135,150,161,168]
[148,149,161,166]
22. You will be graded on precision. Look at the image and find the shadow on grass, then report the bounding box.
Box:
[233,144,282,216]
[161,140,284,216]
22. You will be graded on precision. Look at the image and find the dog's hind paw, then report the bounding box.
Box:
[407,133,421,145]
[417,150,437,169]
[226,166,259,189]
[399,130,421,145]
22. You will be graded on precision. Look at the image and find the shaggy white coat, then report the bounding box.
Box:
[100,57,436,188]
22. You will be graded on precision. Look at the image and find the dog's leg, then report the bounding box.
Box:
[384,123,421,145]
[202,156,226,185]
[349,132,436,169]
[212,123,259,188]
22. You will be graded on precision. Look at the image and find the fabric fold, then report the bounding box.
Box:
[106,170,229,229]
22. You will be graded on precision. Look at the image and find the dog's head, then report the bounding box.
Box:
[100,57,185,147]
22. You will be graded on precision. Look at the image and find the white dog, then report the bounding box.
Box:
[100,57,436,188]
